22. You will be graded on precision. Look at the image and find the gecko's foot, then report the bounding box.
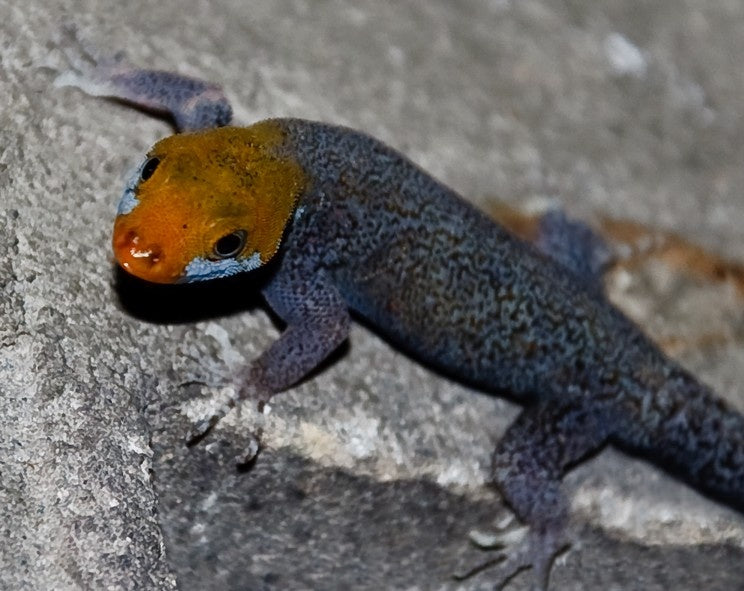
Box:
[535,208,613,289]
[185,385,264,467]
[53,24,129,95]
[185,385,242,446]
[185,378,273,446]
[197,428,262,468]
[454,518,568,591]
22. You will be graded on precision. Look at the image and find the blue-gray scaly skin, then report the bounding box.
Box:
[277,120,641,396]
[113,70,233,130]
[255,119,744,584]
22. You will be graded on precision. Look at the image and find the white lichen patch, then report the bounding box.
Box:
[604,33,647,78]
[435,463,481,488]
[294,421,357,470]
[260,404,487,489]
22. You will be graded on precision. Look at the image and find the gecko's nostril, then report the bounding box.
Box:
[116,229,156,263]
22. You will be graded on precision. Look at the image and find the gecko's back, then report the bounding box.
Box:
[279,119,661,399]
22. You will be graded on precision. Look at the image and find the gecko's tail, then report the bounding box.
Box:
[615,368,744,509]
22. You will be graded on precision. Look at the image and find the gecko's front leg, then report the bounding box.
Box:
[188,266,351,443]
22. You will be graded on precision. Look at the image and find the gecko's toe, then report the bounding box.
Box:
[185,416,219,446]
[455,523,568,591]
[235,432,262,468]
[468,523,529,550]
[184,385,241,446]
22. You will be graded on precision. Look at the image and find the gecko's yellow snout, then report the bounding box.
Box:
[113,223,180,284]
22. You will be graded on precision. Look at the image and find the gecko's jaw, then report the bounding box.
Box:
[112,225,180,284]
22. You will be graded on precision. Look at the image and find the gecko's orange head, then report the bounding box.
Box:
[112,122,307,283]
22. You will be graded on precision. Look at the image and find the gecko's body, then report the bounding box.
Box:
[60,58,744,589]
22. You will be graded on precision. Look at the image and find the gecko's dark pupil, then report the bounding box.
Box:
[213,230,247,259]
[140,157,160,181]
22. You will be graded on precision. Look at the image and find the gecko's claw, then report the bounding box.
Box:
[185,386,241,446]
[236,432,262,468]
[468,524,530,550]
[185,415,221,446]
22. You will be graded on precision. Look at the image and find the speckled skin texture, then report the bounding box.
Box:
[65,61,744,589]
[114,70,233,131]
[265,120,744,584]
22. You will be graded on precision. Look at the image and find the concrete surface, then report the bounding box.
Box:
[2,1,744,589]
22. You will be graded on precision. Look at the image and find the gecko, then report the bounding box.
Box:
[57,48,744,590]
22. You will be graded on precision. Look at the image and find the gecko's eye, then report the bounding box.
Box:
[212,230,247,259]
[140,157,160,182]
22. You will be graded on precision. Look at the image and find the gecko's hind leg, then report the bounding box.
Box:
[535,209,613,290]
[464,395,612,590]
[54,25,232,131]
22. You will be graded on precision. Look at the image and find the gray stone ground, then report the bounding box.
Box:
[2,1,744,589]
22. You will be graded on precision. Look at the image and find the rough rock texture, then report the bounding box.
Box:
[2,1,744,590]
